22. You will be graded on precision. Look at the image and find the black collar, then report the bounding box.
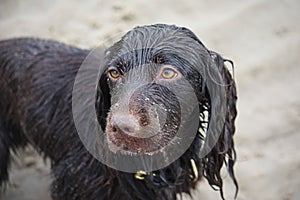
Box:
[134,158,198,190]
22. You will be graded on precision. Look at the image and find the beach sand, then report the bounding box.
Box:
[0,0,299,199]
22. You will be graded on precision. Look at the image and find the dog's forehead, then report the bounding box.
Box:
[121,26,198,50]
[105,25,211,77]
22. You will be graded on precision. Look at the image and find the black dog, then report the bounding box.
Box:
[0,24,237,199]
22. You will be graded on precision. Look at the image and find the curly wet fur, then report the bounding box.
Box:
[0,24,237,199]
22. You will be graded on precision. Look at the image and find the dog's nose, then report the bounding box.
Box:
[111,114,139,136]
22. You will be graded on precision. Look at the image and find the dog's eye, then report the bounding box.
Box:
[108,69,121,79]
[161,68,177,79]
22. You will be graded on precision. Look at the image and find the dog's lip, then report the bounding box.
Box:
[106,130,158,153]
[105,120,166,153]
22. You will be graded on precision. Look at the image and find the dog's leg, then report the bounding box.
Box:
[0,112,11,188]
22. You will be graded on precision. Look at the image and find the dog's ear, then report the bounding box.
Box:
[96,73,111,131]
[201,51,238,199]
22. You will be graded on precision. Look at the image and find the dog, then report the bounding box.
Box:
[0,24,238,199]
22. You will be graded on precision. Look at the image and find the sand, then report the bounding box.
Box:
[0,0,299,199]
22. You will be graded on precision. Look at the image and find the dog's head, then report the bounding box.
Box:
[96,24,238,198]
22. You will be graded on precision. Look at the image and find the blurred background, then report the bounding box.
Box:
[0,0,299,199]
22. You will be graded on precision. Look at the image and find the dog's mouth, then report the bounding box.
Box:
[106,124,163,154]
[105,98,181,154]
[105,109,180,154]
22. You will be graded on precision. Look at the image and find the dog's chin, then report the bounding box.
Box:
[106,130,161,155]
[105,125,179,155]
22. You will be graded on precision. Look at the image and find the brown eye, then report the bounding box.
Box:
[161,68,176,79]
[108,68,121,79]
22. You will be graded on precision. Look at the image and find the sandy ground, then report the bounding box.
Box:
[0,0,300,199]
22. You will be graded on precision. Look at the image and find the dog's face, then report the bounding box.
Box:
[105,64,183,153]
[99,25,209,154]
[96,24,237,197]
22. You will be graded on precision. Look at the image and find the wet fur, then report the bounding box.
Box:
[0,24,237,199]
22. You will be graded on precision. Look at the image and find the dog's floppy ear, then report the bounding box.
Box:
[202,51,238,199]
[96,72,111,131]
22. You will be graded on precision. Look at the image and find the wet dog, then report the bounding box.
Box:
[0,24,237,199]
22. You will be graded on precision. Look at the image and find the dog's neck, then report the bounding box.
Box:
[134,158,199,190]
